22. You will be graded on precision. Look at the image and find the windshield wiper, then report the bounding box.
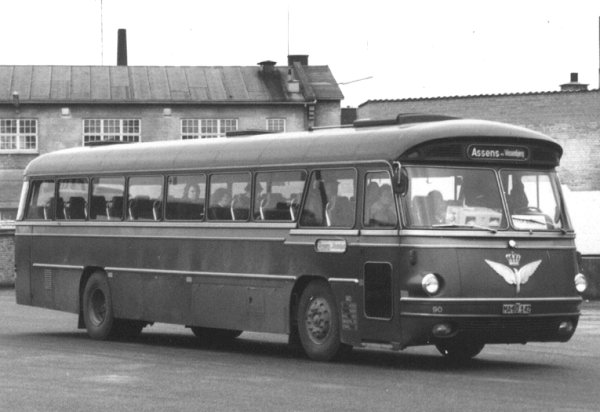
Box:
[432,223,497,234]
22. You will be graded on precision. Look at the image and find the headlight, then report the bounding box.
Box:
[422,273,440,296]
[574,273,588,293]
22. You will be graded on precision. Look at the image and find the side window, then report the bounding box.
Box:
[166,174,206,220]
[364,171,397,227]
[91,177,125,220]
[58,178,89,220]
[254,170,306,221]
[208,173,251,221]
[25,180,55,220]
[127,176,164,221]
[300,169,356,228]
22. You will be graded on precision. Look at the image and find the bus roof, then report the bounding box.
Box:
[24,118,562,177]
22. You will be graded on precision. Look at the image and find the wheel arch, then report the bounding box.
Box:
[289,275,327,337]
[77,266,105,329]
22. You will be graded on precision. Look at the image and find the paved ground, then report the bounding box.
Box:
[1,288,599,411]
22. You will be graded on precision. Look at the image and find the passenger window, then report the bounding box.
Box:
[58,179,89,220]
[254,171,306,221]
[166,175,206,220]
[25,180,55,220]
[299,169,356,227]
[208,173,251,221]
[91,177,125,220]
[127,176,164,221]
[364,172,397,227]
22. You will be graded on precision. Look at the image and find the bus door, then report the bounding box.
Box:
[358,170,402,343]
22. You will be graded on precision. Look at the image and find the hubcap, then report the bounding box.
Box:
[89,288,107,326]
[305,297,331,344]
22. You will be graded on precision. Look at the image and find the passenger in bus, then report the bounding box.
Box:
[209,188,232,220]
[368,184,396,226]
[507,178,528,212]
[364,182,381,223]
[427,190,447,224]
[182,183,201,203]
[178,182,203,220]
[324,179,353,227]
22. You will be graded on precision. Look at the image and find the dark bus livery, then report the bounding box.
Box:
[15,114,588,361]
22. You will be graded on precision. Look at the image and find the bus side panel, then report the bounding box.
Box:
[191,278,291,333]
[329,281,362,346]
[110,273,192,325]
[14,229,32,306]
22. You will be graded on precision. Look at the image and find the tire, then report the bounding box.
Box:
[191,327,242,344]
[82,271,117,340]
[297,280,342,361]
[435,340,485,361]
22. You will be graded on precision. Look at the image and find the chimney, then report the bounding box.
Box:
[288,54,308,66]
[560,72,588,92]
[258,60,277,74]
[117,29,128,66]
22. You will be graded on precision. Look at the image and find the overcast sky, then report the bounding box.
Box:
[2,0,600,106]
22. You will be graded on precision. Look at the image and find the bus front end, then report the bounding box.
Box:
[395,137,585,359]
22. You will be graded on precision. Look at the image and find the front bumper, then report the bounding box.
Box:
[399,297,582,347]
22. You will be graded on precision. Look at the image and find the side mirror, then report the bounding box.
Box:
[391,162,408,195]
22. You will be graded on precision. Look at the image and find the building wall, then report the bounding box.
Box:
[358,90,600,191]
[0,103,324,210]
[0,230,14,286]
[314,101,342,127]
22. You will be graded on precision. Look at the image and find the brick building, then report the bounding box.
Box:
[0,54,343,283]
[357,74,599,192]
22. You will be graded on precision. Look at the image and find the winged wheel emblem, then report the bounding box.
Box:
[485,259,542,294]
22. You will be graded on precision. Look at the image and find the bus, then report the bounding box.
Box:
[14,114,588,361]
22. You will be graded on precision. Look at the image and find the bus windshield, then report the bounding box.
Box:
[500,170,564,231]
[403,167,506,230]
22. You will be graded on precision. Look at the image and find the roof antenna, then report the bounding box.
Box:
[287,4,290,56]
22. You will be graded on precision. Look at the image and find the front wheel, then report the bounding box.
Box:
[297,280,342,361]
[435,340,485,361]
[82,271,117,340]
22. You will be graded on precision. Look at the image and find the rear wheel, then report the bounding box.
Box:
[82,271,117,340]
[435,340,485,361]
[297,280,342,361]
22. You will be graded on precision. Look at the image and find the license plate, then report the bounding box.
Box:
[502,303,532,315]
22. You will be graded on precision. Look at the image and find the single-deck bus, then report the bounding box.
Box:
[15,114,588,361]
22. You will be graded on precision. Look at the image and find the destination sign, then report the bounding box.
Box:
[467,145,529,161]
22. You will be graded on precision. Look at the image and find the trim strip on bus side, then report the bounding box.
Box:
[32,263,85,270]
[105,266,297,281]
[31,263,297,282]
[401,311,581,318]
[401,296,583,303]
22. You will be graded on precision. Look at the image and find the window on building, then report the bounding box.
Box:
[0,209,17,227]
[0,119,37,152]
[181,119,238,139]
[83,119,141,145]
[266,118,286,132]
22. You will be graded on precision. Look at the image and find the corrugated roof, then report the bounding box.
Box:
[358,88,600,107]
[0,65,343,104]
